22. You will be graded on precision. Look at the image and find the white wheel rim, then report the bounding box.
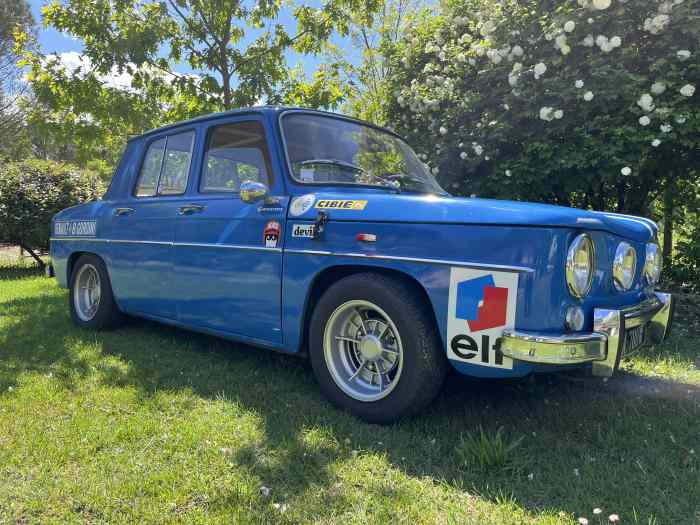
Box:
[323,300,404,402]
[73,264,101,322]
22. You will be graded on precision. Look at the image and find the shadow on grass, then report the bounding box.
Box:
[1,287,699,522]
[0,264,44,281]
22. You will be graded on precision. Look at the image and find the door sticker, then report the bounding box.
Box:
[263,221,281,248]
[54,220,96,237]
[291,223,315,238]
[289,194,316,216]
[315,199,367,210]
[446,268,518,369]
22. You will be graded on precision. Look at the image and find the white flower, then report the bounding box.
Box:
[554,109,564,119]
[578,519,589,525]
[637,93,655,112]
[644,14,670,34]
[505,170,512,177]
[680,84,696,97]
[608,515,620,524]
[584,91,594,101]
[527,472,534,480]
[639,116,651,126]
[676,115,687,124]
[260,486,271,498]
[460,151,468,160]
[588,17,594,24]
[660,123,672,133]
[573,468,580,476]
[575,80,584,88]
[610,36,622,48]
[652,139,661,147]
[593,509,602,516]
[473,144,483,155]
[582,34,595,47]
[439,126,448,135]
[564,21,576,33]
[539,106,555,121]
[511,45,524,57]
[592,0,611,9]
[621,166,632,175]
[651,82,666,95]
[596,35,607,47]
[677,50,691,61]
[534,62,547,79]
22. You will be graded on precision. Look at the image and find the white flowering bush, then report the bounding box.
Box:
[383,0,699,214]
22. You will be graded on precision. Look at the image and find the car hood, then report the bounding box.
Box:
[290,192,657,243]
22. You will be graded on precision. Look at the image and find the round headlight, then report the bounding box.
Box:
[644,243,662,285]
[612,242,637,291]
[566,233,595,299]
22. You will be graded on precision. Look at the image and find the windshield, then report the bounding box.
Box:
[281,113,447,195]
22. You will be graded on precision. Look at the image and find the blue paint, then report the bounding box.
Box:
[50,107,659,380]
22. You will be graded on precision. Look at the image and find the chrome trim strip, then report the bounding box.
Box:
[284,248,534,273]
[500,329,607,365]
[50,237,282,253]
[51,237,532,270]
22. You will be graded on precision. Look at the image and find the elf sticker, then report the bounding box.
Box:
[263,221,281,248]
[446,268,518,369]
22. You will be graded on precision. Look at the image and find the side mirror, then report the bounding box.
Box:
[240,181,268,204]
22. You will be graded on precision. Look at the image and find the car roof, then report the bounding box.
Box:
[129,106,405,142]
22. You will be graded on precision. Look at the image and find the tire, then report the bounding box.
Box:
[69,254,123,330]
[309,273,447,424]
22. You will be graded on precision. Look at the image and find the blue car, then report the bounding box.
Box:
[50,107,674,423]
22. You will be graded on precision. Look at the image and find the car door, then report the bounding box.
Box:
[172,116,286,345]
[103,130,196,320]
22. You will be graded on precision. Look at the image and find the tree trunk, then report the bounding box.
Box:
[19,243,46,270]
[662,183,674,271]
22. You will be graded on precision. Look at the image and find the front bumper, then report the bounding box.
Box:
[499,292,674,377]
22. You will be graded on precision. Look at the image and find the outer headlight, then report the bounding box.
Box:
[566,233,595,299]
[644,243,662,285]
[613,242,637,291]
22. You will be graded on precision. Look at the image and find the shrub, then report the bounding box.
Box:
[0,159,103,266]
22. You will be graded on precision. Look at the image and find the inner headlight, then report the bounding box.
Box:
[613,242,637,291]
[644,243,662,285]
[566,233,595,299]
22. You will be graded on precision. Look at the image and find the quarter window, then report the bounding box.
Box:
[134,131,195,197]
[200,121,271,193]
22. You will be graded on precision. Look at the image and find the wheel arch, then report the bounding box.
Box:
[299,264,443,355]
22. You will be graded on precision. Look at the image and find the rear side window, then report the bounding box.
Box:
[134,131,195,197]
[200,121,271,193]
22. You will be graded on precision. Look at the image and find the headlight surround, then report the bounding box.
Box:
[644,243,662,285]
[612,242,637,291]
[566,233,595,299]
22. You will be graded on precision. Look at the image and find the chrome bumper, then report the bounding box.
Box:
[499,292,674,377]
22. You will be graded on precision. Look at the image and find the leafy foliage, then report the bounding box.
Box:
[379,0,699,217]
[455,426,524,472]
[0,160,103,258]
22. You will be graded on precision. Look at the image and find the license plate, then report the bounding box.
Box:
[624,324,647,355]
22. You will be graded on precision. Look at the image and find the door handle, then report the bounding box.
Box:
[178,204,206,215]
[114,207,135,216]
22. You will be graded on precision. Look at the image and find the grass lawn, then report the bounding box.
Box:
[1,262,698,524]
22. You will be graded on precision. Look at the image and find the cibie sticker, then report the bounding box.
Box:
[315,199,367,211]
[291,223,315,238]
[289,194,316,216]
[263,221,281,248]
[446,268,518,369]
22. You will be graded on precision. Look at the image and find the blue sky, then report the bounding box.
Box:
[28,0,358,81]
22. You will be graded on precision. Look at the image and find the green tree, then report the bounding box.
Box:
[0,0,34,159]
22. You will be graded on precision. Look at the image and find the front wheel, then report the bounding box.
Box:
[309,273,447,423]
[69,254,123,330]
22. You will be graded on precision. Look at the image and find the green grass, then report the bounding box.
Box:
[0,266,699,524]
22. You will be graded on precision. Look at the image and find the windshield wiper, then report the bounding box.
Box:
[297,159,401,193]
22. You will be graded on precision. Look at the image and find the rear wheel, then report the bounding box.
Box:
[69,254,122,330]
[309,273,447,423]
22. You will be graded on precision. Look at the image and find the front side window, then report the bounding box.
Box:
[281,113,446,195]
[200,121,271,192]
[134,131,195,197]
